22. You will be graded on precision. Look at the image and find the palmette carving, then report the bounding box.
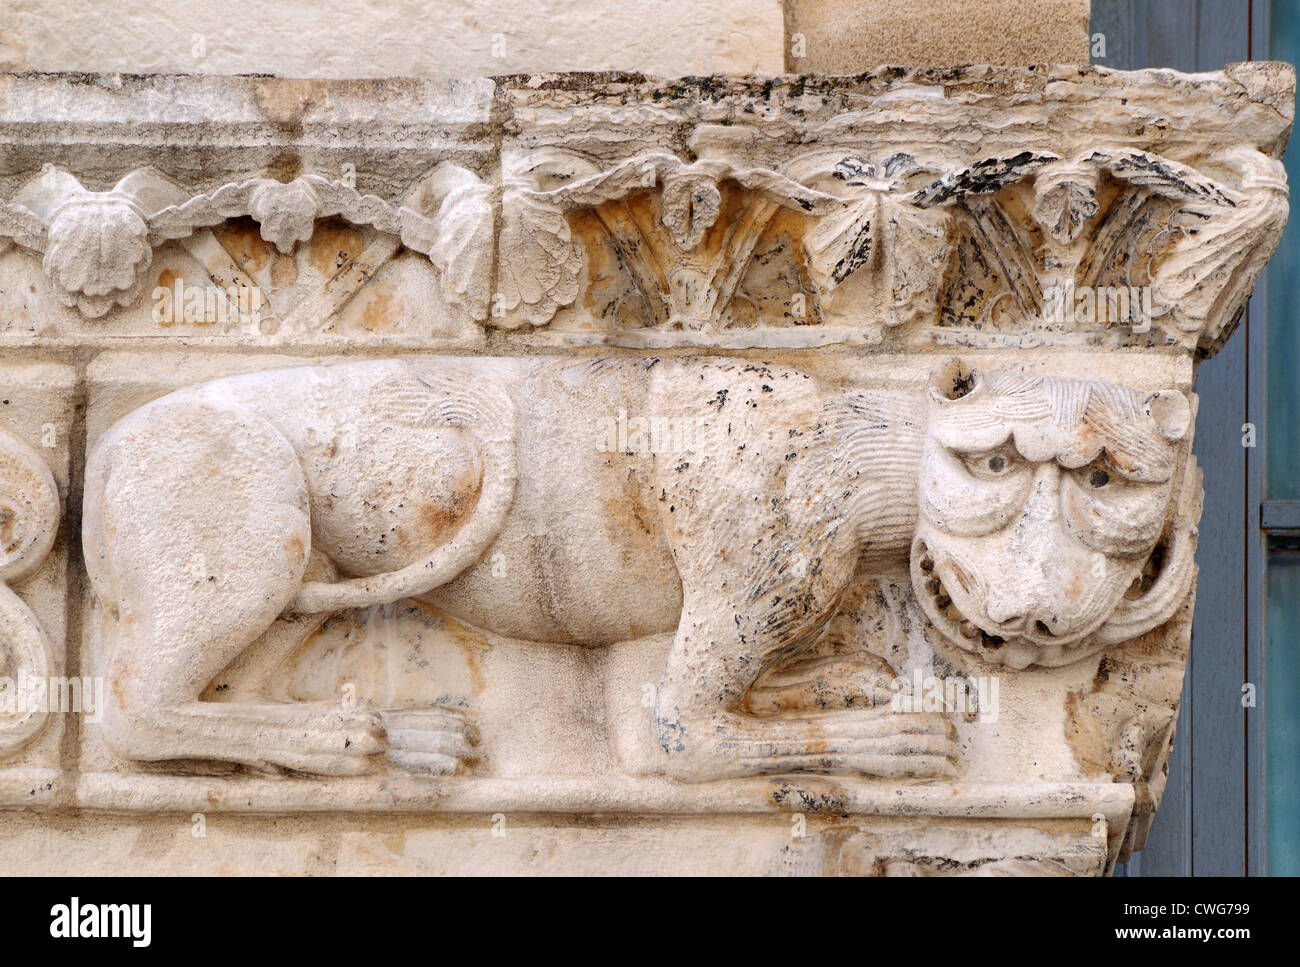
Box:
[1,163,496,321]
[6,168,187,318]
[489,138,1285,343]
[495,143,846,328]
[0,145,1283,346]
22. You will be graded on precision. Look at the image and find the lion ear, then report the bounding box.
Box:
[928,358,983,404]
[1145,390,1191,441]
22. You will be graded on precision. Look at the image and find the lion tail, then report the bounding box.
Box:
[288,370,518,615]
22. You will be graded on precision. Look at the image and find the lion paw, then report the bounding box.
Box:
[662,708,961,781]
[380,705,479,776]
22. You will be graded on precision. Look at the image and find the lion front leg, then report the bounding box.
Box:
[654,607,959,782]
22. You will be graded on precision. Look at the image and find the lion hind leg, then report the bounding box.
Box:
[91,399,382,775]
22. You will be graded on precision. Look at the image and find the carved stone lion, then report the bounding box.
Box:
[78,356,1196,781]
[910,360,1198,671]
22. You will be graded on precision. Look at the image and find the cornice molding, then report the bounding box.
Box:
[0,65,1289,353]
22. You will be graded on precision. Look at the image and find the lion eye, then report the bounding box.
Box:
[959,448,1020,479]
[1089,469,1110,488]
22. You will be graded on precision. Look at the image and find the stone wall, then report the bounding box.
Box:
[1,0,1090,77]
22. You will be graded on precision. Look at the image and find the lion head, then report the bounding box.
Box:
[910,360,1200,670]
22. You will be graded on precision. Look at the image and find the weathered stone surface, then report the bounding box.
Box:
[0,64,1292,875]
[0,810,1111,876]
[785,0,1092,71]
[0,361,73,786]
[0,0,785,78]
[0,1,1090,81]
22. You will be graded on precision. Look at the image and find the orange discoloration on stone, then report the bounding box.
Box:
[282,534,306,566]
[572,208,629,329]
[308,221,366,279]
[266,151,304,184]
[216,219,270,275]
[270,251,298,290]
[442,617,488,696]
[358,287,397,333]
[407,599,488,696]
[416,501,461,544]
[251,79,319,128]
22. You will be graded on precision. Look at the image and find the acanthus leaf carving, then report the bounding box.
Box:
[397,163,496,322]
[7,167,188,318]
[0,66,1294,878]
[497,189,583,327]
[245,178,322,253]
[0,145,1283,346]
[486,135,1287,349]
[1136,146,1288,352]
[149,174,404,247]
[496,144,849,329]
[1032,160,1101,245]
[801,154,964,330]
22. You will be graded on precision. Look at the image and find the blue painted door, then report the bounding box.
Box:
[1090,0,1289,876]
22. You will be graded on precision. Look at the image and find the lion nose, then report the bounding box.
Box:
[986,595,1062,636]
[985,596,1029,631]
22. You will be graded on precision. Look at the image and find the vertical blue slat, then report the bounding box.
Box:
[1262,0,1300,877]
[1190,322,1249,876]
[1137,673,1194,874]
[1092,0,1254,876]
[1247,0,1272,877]
[1089,0,1139,67]
[1189,0,1251,879]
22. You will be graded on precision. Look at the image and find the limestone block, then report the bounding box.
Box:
[0,0,785,78]
[785,0,1092,71]
[0,812,338,875]
[0,811,1109,876]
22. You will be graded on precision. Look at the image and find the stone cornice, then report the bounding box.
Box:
[0,64,1291,353]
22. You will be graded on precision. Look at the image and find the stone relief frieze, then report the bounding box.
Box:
[0,64,1291,875]
[1,163,495,323]
[2,143,1281,351]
